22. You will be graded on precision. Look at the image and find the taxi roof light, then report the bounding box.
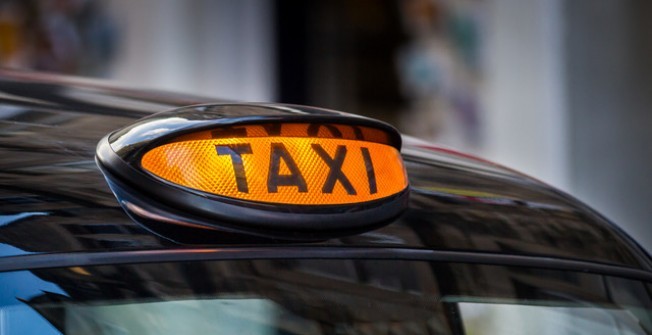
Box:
[140,124,407,206]
[96,104,409,240]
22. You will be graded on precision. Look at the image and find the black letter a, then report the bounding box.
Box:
[267,143,308,193]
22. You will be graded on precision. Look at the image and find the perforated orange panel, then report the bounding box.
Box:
[141,136,407,205]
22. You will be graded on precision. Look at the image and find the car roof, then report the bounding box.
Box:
[0,70,650,277]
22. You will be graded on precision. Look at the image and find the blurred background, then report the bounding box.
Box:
[0,0,649,251]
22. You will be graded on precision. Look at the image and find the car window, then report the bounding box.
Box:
[0,260,650,334]
[459,302,647,335]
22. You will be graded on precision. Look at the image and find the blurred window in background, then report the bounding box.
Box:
[275,0,484,152]
[0,0,117,76]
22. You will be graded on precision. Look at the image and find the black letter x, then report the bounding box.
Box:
[311,144,356,195]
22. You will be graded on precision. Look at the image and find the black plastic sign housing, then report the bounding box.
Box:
[96,103,409,242]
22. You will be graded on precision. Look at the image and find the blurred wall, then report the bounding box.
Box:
[484,0,651,252]
[565,1,652,251]
[105,0,276,101]
[483,0,568,190]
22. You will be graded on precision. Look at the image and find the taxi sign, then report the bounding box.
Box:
[140,124,407,205]
[96,104,409,239]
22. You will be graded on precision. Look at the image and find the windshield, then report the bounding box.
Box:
[0,259,650,334]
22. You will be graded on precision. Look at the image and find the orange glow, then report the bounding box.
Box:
[141,136,407,205]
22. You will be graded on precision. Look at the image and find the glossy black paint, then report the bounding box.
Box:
[0,70,651,274]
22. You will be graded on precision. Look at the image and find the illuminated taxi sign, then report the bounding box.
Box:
[96,104,409,239]
[140,124,407,205]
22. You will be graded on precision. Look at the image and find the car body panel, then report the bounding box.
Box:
[0,70,650,276]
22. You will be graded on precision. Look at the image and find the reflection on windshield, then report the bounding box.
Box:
[67,299,282,335]
[33,297,652,335]
[0,260,650,334]
[0,269,65,335]
[460,303,647,335]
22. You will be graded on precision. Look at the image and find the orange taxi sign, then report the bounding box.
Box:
[97,104,411,238]
[141,124,408,205]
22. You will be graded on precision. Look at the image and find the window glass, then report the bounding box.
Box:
[0,260,649,334]
[459,303,646,335]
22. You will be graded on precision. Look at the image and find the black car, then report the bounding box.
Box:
[0,69,650,334]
